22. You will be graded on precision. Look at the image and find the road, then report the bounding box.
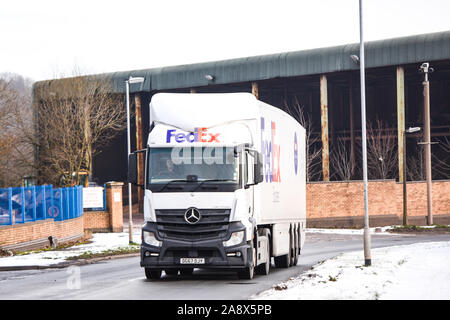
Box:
[1,232,449,300]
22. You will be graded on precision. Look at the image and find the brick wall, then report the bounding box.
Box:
[0,216,84,248]
[0,181,124,251]
[307,180,450,227]
[83,211,110,232]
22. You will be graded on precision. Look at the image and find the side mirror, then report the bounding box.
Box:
[128,153,138,184]
[254,154,264,184]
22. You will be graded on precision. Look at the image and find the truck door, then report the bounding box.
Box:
[245,151,255,216]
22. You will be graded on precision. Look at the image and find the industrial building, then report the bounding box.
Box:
[33,31,450,226]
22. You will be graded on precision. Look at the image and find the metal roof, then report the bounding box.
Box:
[35,31,450,94]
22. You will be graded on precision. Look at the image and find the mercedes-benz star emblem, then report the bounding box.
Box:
[184,207,201,224]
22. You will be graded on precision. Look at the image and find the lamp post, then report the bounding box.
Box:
[403,127,421,225]
[126,76,145,244]
[358,0,371,267]
[419,63,434,226]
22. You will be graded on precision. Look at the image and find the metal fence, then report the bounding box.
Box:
[0,185,83,226]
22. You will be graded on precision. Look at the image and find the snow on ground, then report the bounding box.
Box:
[0,226,414,268]
[0,231,141,267]
[306,226,395,235]
[253,241,450,300]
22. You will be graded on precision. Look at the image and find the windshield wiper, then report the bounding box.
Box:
[158,179,190,192]
[192,179,235,192]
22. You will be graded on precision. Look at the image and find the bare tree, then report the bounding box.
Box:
[32,74,126,186]
[407,144,425,181]
[432,136,450,179]
[362,119,398,180]
[331,137,353,181]
[284,97,322,181]
[0,77,33,187]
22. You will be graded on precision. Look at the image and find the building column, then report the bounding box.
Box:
[397,66,405,182]
[320,75,330,181]
[251,82,259,99]
[134,93,144,213]
[349,79,355,177]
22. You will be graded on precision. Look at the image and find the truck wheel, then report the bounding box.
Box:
[165,269,179,276]
[289,228,296,267]
[145,268,162,280]
[292,227,299,266]
[274,232,291,268]
[180,268,194,276]
[238,243,255,279]
[238,265,254,280]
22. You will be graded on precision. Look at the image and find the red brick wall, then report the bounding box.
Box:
[0,216,84,248]
[83,211,110,231]
[83,182,123,232]
[0,182,124,250]
[307,180,450,226]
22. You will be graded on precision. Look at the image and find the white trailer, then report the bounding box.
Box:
[128,92,306,280]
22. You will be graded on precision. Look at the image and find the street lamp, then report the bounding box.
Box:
[358,0,371,267]
[125,76,145,244]
[403,127,421,225]
[419,62,434,226]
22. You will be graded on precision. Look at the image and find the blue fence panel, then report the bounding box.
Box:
[49,187,60,220]
[0,185,84,225]
[44,185,53,219]
[23,187,34,223]
[35,185,46,221]
[0,188,10,225]
[11,187,24,224]
[80,186,84,217]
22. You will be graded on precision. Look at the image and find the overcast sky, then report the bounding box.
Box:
[1,0,450,82]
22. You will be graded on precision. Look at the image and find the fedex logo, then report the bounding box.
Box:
[166,127,220,143]
[261,117,281,183]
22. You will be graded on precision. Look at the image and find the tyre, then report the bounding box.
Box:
[238,242,255,280]
[289,228,295,267]
[292,226,299,266]
[180,268,194,276]
[165,269,179,276]
[238,265,254,280]
[145,268,162,280]
[274,232,291,268]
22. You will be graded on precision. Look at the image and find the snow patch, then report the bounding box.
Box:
[253,241,450,300]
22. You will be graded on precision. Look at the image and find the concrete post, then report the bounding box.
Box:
[397,66,406,183]
[320,75,330,181]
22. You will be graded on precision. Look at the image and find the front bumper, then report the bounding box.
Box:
[140,222,251,269]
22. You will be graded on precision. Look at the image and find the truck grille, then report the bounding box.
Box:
[155,209,230,241]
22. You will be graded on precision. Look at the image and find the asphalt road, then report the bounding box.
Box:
[1,232,449,300]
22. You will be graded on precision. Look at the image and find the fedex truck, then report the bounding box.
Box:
[128,92,306,280]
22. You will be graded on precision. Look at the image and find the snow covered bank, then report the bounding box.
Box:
[253,241,450,300]
[0,232,141,267]
[306,226,395,235]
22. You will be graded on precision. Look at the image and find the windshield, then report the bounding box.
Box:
[147,147,239,191]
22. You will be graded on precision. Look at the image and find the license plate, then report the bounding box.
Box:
[180,258,205,264]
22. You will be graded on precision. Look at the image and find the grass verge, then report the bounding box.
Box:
[65,246,140,261]
[387,225,450,233]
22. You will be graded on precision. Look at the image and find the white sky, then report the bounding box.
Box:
[1,0,450,81]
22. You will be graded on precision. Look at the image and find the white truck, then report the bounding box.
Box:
[128,92,306,280]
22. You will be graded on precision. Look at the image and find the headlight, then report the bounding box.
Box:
[143,231,162,247]
[223,231,245,247]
